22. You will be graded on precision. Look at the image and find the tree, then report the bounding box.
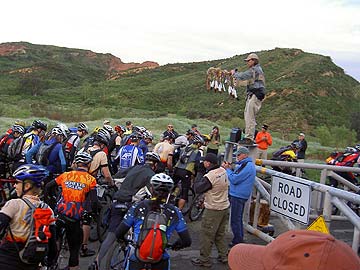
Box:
[17,75,48,96]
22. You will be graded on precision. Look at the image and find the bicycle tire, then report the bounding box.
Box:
[101,240,126,270]
[189,194,205,221]
[97,194,112,242]
[51,227,69,270]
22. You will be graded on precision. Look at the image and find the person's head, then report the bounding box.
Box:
[202,134,211,145]
[103,124,114,136]
[145,152,161,171]
[228,230,360,270]
[51,126,67,143]
[167,124,174,131]
[125,121,133,130]
[185,129,195,139]
[299,132,305,140]
[191,124,198,132]
[77,122,89,138]
[261,124,269,131]
[31,119,47,136]
[163,132,175,143]
[55,123,70,138]
[13,164,49,197]
[114,125,126,136]
[192,134,204,148]
[234,146,250,161]
[12,124,25,138]
[94,128,110,148]
[103,119,110,126]
[244,53,259,67]
[212,126,219,134]
[143,131,153,144]
[74,151,93,170]
[129,133,141,145]
[202,153,218,168]
[150,173,174,201]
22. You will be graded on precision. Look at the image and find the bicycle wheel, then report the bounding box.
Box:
[97,195,112,242]
[52,228,69,270]
[101,240,126,270]
[181,187,195,215]
[189,194,205,221]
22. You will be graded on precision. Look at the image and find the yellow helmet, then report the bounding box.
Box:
[203,134,211,141]
[93,126,101,133]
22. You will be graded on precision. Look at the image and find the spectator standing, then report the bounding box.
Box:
[191,153,230,267]
[231,53,266,144]
[255,124,272,160]
[207,126,221,156]
[293,132,307,162]
[124,121,133,135]
[191,124,201,136]
[162,124,179,141]
[222,146,255,247]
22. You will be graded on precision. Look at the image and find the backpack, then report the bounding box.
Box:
[35,142,57,166]
[136,210,169,263]
[7,136,25,160]
[9,198,56,264]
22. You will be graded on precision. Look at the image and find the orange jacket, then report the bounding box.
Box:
[255,131,273,150]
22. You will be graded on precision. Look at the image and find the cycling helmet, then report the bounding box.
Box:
[143,130,154,140]
[145,152,161,163]
[114,125,126,133]
[192,135,204,145]
[12,124,25,134]
[52,127,67,137]
[134,126,147,134]
[77,122,89,134]
[56,123,70,137]
[345,146,357,153]
[202,134,211,142]
[290,142,300,149]
[74,151,93,164]
[103,124,114,135]
[163,131,175,140]
[14,120,26,127]
[95,128,111,145]
[93,126,101,133]
[32,120,47,131]
[150,173,174,192]
[355,144,360,152]
[186,129,195,136]
[129,132,141,142]
[13,164,49,187]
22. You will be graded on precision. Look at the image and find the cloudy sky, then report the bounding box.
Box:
[2,0,359,81]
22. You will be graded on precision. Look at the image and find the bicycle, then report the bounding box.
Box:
[171,183,195,215]
[188,193,205,221]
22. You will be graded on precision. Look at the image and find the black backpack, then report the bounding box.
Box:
[7,136,25,161]
[35,142,57,166]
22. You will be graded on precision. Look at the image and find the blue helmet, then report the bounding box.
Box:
[13,164,49,187]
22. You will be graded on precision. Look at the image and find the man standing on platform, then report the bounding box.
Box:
[231,53,266,145]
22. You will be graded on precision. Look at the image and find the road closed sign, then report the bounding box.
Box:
[270,175,311,224]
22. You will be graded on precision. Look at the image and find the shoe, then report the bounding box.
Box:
[217,256,228,263]
[80,246,96,257]
[191,258,212,267]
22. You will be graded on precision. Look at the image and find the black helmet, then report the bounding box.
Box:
[32,120,47,131]
[192,135,204,145]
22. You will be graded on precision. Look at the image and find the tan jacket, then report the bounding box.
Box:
[204,167,230,210]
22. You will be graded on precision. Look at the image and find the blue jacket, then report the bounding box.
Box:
[226,157,256,199]
[25,137,66,174]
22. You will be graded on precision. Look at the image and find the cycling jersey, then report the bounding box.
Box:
[116,144,144,170]
[55,170,97,220]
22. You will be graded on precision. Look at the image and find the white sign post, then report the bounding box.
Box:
[270,175,311,224]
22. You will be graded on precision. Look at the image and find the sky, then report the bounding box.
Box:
[1,0,359,81]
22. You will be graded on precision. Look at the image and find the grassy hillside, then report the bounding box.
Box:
[0,43,359,141]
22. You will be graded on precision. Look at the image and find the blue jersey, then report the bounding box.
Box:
[122,200,188,259]
[117,144,144,170]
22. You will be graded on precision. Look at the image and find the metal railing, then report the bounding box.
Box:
[247,160,360,252]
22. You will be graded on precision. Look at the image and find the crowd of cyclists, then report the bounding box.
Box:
[0,119,218,270]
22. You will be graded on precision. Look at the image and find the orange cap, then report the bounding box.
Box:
[228,230,360,270]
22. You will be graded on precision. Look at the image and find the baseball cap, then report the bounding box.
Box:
[201,153,218,164]
[234,147,249,155]
[103,119,110,125]
[262,124,268,130]
[244,53,259,61]
[228,230,360,270]
[299,132,305,137]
